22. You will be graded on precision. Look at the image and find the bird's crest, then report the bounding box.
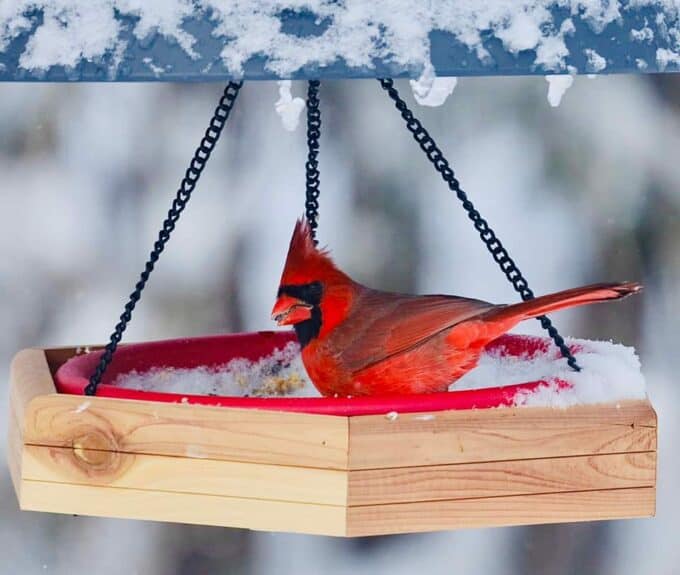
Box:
[279,219,349,286]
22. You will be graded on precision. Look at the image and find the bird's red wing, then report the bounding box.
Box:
[331,289,495,374]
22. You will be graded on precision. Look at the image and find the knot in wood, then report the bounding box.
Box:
[71,428,121,474]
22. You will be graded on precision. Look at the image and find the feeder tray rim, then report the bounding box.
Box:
[53,331,574,416]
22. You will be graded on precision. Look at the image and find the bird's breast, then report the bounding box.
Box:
[300,341,353,397]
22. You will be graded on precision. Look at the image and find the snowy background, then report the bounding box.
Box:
[1,74,679,574]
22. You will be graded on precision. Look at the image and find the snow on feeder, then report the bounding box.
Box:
[5,2,664,535]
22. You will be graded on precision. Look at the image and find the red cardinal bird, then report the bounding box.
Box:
[271,219,642,397]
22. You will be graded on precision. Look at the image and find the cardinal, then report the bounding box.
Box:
[271,219,642,397]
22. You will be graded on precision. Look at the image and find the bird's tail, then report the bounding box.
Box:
[486,282,642,324]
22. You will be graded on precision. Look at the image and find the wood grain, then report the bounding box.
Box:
[346,487,656,536]
[7,403,23,500]
[349,401,657,469]
[348,452,655,505]
[9,349,57,431]
[11,348,348,470]
[22,394,349,470]
[23,444,348,505]
[20,480,346,536]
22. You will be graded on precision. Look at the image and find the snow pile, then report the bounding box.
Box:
[409,63,458,107]
[656,48,680,70]
[455,337,647,408]
[113,336,646,407]
[545,74,574,106]
[275,80,305,131]
[0,0,196,70]
[584,48,607,72]
[114,340,318,398]
[1,1,678,76]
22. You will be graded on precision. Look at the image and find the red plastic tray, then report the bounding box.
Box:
[55,331,572,416]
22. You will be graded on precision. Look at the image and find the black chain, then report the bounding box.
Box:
[85,81,243,396]
[305,80,321,245]
[378,78,580,371]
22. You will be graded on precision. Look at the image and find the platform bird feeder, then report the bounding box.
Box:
[4,2,667,535]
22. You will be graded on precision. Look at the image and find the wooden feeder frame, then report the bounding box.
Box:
[9,345,657,536]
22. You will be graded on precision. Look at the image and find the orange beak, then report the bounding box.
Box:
[271,294,313,326]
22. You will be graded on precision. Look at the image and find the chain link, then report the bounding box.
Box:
[85,81,243,396]
[305,80,321,245]
[378,78,580,371]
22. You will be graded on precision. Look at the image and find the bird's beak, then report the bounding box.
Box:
[271,294,313,326]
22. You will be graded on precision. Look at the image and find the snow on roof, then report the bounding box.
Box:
[1,1,679,80]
